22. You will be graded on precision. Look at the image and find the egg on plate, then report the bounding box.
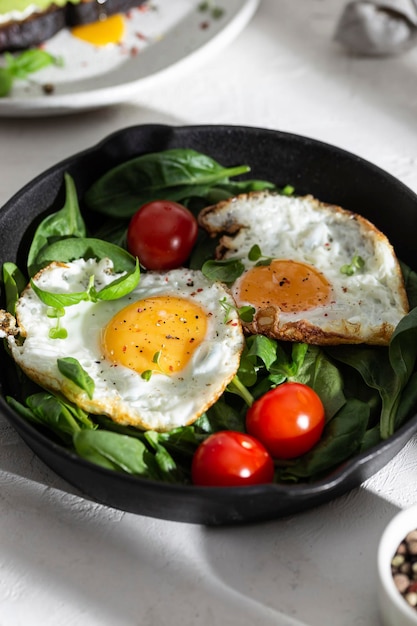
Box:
[198,191,409,345]
[4,259,244,432]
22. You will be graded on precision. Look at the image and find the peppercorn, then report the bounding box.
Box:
[392,528,417,610]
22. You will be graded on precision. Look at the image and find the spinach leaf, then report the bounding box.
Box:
[197,400,245,433]
[287,345,346,421]
[73,429,154,475]
[2,262,27,314]
[279,398,370,481]
[327,307,417,439]
[30,255,139,311]
[8,392,82,444]
[84,149,258,218]
[28,174,86,276]
[33,237,136,273]
[144,431,184,483]
[401,261,417,310]
[57,357,95,400]
[90,258,140,301]
[30,277,90,308]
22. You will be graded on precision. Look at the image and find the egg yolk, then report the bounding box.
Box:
[71,14,125,46]
[237,260,331,312]
[102,295,208,375]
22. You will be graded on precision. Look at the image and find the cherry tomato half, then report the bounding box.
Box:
[127,200,198,270]
[246,382,325,459]
[191,431,274,487]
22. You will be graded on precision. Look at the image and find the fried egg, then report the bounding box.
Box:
[7,259,244,432]
[198,191,409,345]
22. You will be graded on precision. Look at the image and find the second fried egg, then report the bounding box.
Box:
[8,259,244,431]
[198,191,409,345]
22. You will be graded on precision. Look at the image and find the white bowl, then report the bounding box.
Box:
[378,504,417,626]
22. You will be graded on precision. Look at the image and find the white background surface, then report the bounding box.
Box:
[1,1,417,624]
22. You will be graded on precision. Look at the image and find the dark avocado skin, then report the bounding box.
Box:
[0,0,146,52]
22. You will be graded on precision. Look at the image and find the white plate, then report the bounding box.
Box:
[0,0,259,117]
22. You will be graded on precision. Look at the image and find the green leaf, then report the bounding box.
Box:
[202,258,245,284]
[84,148,252,217]
[248,244,262,261]
[0,50,61,98]
[92,257,140,301]
[401,261,417,310]
[28,174,86,276]
[57,357,95,400]
[73,429,151,475]
[280,398,370,480]
[6,49,58,78]
[327,308,417,439]
[340,255,365,276]
[287,345,346,421]
[30,277,89,308]
[246,334,278,370]
[2,262,27,314]
[33,237,136,274]
[0,68,13,97]
[26,392,82,444]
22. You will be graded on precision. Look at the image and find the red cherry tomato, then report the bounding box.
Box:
[246,382,325,459]
[127,200,198,270]
[191,431,274,487]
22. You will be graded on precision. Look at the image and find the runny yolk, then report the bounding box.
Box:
[71,14,125,46]
[237,260,331,313]
[102,295,208,376]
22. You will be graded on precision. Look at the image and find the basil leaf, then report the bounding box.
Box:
[34,237,136,273]
[84,148,252,217]
[92,258,140,301]
[6,49,59,78]
[2,262,27,314]
[57,357,95,400]
[1,50,61,98]
[28,174,86,276]
[202,258,245,284]
[0,68,13,97]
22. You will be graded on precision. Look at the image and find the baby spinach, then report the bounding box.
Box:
[30,256,140,311]
[2,262,27,314]
[84,148,275,218]
[28,174,87,277]
[33,237,136,274]
[57,357,95,400]
[327,307,417,439]
[73,429,153,475]
[7,392,94,445]
[279,398,370,481]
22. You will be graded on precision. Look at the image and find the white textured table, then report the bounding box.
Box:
[1,2,417,624]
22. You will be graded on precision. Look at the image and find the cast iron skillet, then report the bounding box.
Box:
[1,124,417,525]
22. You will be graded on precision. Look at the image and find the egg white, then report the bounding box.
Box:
[198,191,409,345]
[8,258,244,431]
